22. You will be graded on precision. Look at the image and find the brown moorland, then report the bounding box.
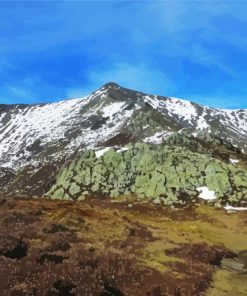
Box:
[0,196,246,296]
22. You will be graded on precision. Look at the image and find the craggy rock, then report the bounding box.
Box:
[47,143,247,206]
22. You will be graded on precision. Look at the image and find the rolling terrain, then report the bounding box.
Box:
[0,83,246,295]
[0,197,246,296]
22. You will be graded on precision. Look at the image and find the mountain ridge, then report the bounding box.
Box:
[0,82,247,171]
[2,82,246,111]
[0,82,247,204]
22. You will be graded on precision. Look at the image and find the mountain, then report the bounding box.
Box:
[1,82,246,170]
[0,82,247,203]
[1,83,247,296]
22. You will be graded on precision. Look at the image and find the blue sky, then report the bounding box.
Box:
[0,1,247,109]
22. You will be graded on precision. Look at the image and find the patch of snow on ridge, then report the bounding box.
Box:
[95,147,111,158]
[144,131,173,144]
[116,147,129,153]
[224,206,247,211]
[143,95,160,109]
[197,187,217,200]
[0,97,88,168]
[196,115,209,130]
[221,109,247,135]
[164,97,197,124]
[160,98,215,131]
[229,158,239,165]
[77,103,134,145]
[101,102,126,121]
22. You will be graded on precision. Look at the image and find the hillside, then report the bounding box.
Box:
[0,83,247,295]
[0,83,247,207]
[0,82,246,170]
[0,197,246,295]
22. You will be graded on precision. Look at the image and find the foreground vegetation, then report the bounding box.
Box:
[0,196,246,295]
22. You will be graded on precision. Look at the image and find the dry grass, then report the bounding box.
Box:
[0,197,246,295]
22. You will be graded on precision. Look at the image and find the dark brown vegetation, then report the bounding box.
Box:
[101,133,136,147]
[0,196,246,295]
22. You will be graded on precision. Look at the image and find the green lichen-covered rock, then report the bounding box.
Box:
[46,143,247,206]
[69,182,81,197]
[204,162,230,196]
[50,187,65,200]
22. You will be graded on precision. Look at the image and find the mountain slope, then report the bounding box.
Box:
[1,84,246,296]
[0,82,246,171]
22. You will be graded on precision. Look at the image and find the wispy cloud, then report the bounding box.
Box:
[0,1,246,108]
[67,62,177,98]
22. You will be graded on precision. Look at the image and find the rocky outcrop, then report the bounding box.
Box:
[46,142,247,206]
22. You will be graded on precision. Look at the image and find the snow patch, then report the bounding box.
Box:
[196,116,209,130]
[116,147,129,153]
[95,147,111,158]
[144,131,173,144]
[101,102,126,121]
[197,186,217,200]
[224,205,247,211]
[143,95,160,109]
[229,158,239,165]
[164,97,197,124]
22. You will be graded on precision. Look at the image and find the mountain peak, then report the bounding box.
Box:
[102,82,120,89]
[0,84,246,170]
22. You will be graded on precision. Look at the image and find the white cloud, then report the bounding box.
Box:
[1,1,247,108]
[66,63,177,98]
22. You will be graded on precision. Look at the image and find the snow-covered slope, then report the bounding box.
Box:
[0,82,246,170]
